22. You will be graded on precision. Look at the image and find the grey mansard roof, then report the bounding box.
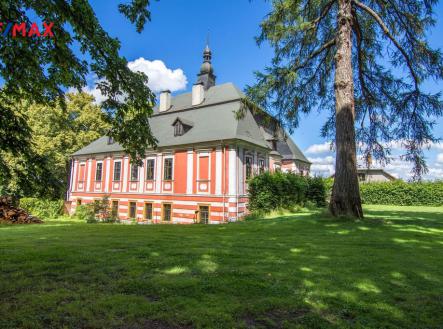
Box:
[72,83,309,164]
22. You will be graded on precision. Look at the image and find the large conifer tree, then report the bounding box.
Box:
[247,0,443,217]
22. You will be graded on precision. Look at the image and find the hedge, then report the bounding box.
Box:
[19,198,64,218]
[360,180,443,206]
[247,172,327,212]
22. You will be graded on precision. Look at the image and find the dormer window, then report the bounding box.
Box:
[174,121,184,136]
[107,136,115,145]
[172,117,193,137]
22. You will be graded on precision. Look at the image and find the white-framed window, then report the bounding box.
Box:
[95,162,103,181]
[245,156,253,180]
[164,157,173,180]
[130,163,139,181]
[258,158,265,174]
[113,161,122,181]
[146,158,155,180]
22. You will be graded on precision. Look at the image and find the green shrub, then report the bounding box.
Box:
[360,180,443,206]
[248,172,327,213]
[73,196,117,223]
[306,176,327,207]
[243,210,267,221]
[19,198,64,218]
[73,204,96,223]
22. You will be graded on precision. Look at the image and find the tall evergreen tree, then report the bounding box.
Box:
[247,0,443,217]
[0,1,155,167]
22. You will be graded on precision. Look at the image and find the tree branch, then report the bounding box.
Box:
[292,38,336,71]
[352,0,419,90]
[352,9,374,127]
[309,0,337,30]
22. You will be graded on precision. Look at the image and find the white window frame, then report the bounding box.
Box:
[245,154,254,180]
[163,155,174,181]
[95,161,103,181]
[113,160,122,181]
[130,163,139,181]
[145,157,156,180]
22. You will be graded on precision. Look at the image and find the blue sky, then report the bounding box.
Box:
[88,0,443,180]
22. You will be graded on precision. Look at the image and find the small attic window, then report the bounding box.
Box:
[107,136,115,145]
[172,117,193,137]
[174,121,184,136]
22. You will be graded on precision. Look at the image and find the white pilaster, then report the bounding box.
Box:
[155,153,162,193]
[122,157,129,192]
[139,159,145,193]
[186,149,194,194]
[228,146,237,196]
[238,147,244,195]
[71,160,78,192]
[104,157,110,193]
[86,159,92,192]
[215,147,222,195]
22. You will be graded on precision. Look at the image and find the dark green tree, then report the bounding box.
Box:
[247,0,443,217]
[0,0,155,171]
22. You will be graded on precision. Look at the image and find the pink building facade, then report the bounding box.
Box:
[67,46,310,223]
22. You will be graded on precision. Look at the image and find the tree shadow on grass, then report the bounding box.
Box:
[1,207,443,328]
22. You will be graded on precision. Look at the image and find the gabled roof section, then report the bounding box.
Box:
[277,135,310,163]
[72,82,309,163]
[153,83,244,114]
[171,117,194,127]
[357,168,397,181]
[72,87,267,156]
[72,136,123,155]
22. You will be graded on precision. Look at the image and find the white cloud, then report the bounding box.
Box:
[127,58,187,93]
[79,58,188,104]
[308,156,335,165]
[306,147,443,180]
[430,143,443,151]
[384,140,443,152]
[305,142,334,155]
[308,156,335,177]
[426,167,443,179]
[310,164,335,176]
[81,82,108,104]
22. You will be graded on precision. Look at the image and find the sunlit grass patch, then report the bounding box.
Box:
[0,205,442,328]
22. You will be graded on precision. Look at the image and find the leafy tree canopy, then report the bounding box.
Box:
[0,93,109,199]
[0,0,155,166]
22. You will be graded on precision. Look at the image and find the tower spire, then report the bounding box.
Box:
[196,38,216,90]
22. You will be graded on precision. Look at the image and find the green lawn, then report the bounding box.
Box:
[1,205,443,329]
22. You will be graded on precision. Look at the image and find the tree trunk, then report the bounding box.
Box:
[329,0,363,218]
